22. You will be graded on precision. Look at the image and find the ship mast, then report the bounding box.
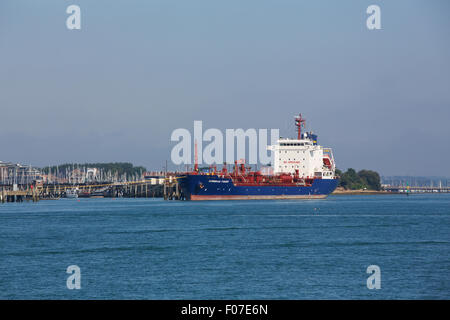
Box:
[295,113,306,140]
[194,139,199,172]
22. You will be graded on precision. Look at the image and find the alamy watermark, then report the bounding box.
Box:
[65,5,381,31]
[366,265,381,289]
[66,5,81,30]
[366,5,381,30]
[171,121,279,166]
[66,265,81,290]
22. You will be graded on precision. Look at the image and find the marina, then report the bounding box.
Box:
[0,179,181,203]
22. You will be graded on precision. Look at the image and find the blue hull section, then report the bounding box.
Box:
[178,175,339,200]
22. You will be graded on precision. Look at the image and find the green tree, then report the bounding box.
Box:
[358,170,381,191]
[337,168,381,190]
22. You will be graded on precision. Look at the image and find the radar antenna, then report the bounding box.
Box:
[294,114,306,140]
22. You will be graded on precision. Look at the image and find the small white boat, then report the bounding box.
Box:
[65,188,79,198]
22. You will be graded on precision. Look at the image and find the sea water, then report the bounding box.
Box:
[0,194,449,299]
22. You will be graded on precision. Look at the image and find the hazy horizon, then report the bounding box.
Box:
[1,0,449,176]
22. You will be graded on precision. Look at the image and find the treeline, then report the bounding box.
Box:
[41,162,147,176]
[336,168,381,191]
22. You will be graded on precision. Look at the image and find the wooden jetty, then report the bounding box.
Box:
[0,176,184,203]
[0,188,40,203]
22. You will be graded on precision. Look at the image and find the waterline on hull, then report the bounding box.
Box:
[189,194,328,200]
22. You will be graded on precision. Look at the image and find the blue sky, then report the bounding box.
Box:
[1,0,449,176]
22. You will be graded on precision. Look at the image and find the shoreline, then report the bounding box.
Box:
[332,189,400,195]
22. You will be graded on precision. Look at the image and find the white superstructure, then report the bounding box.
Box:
[267,115,336,179]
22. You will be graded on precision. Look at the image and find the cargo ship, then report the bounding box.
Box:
[178,114,338,200]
